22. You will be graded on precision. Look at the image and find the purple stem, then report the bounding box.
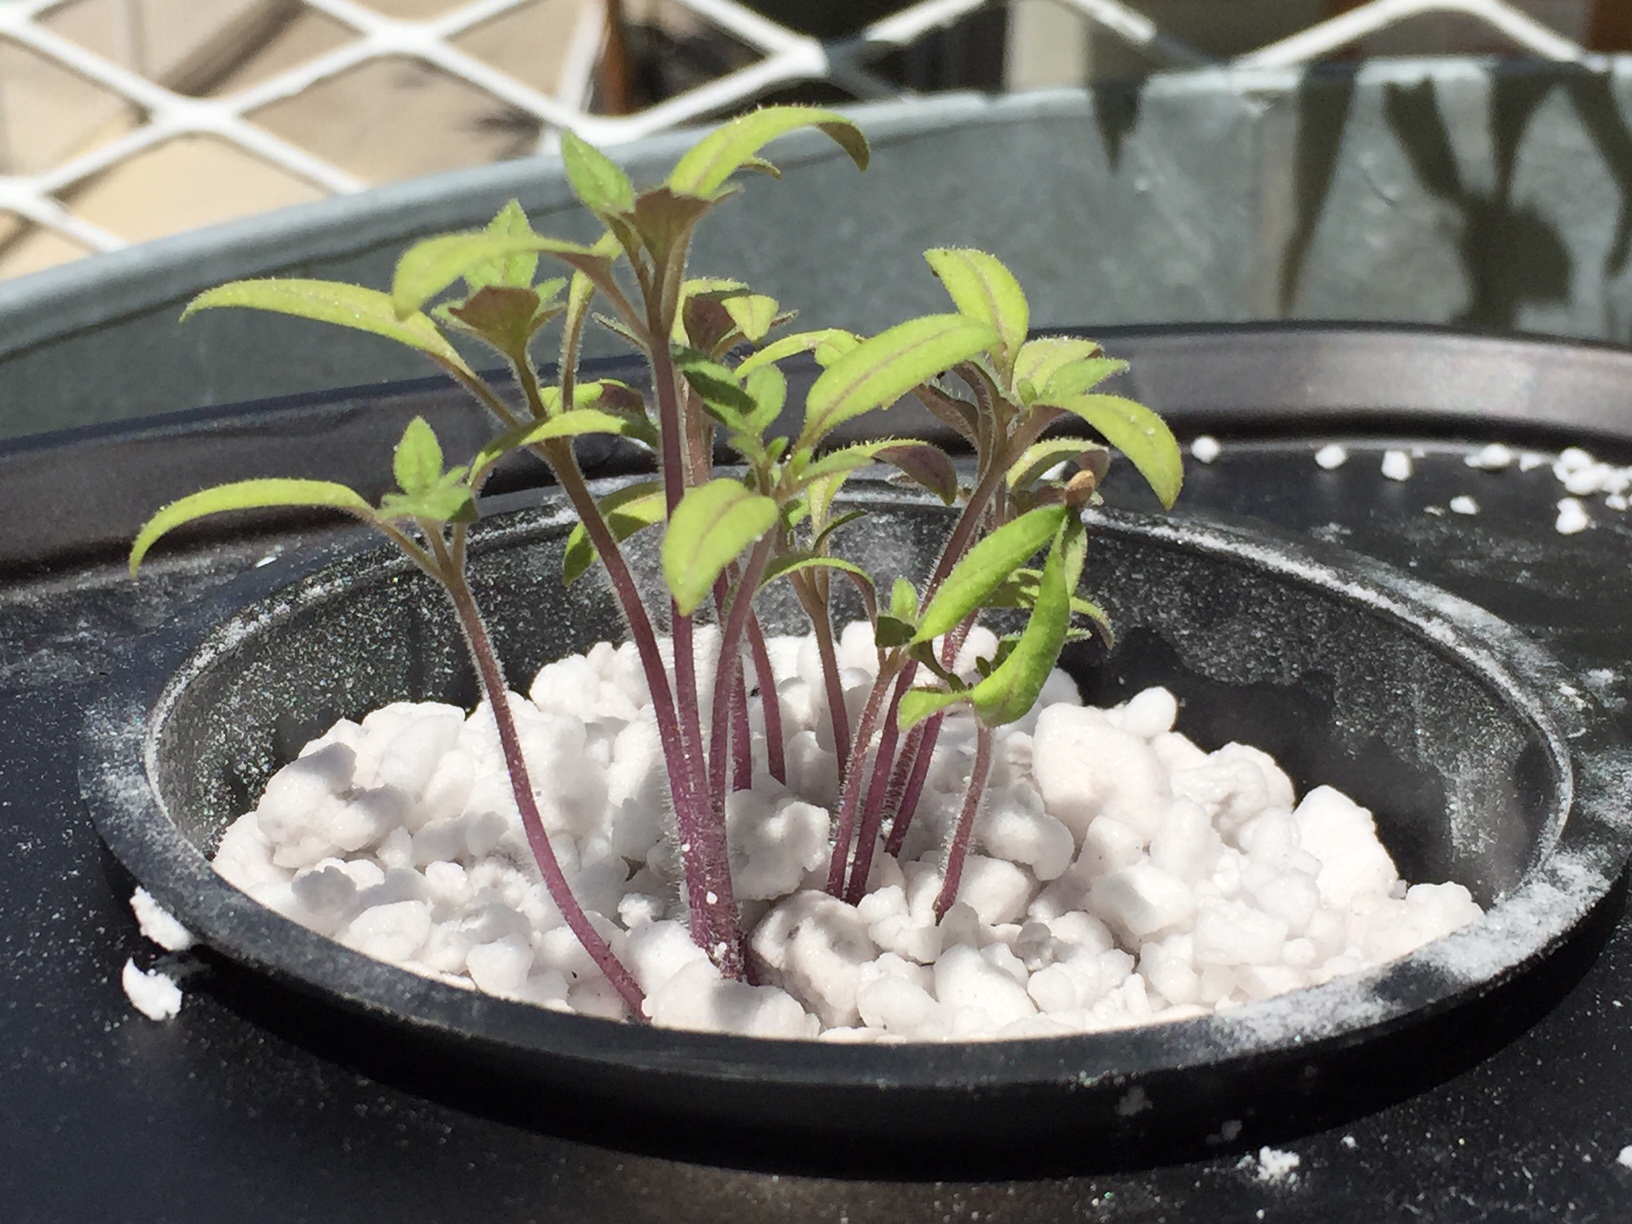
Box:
[883,716,936,858]
[933,722,993,922]
[745,613,786,785]
[824,674,890,896]
[444,568,646,1014]
[842,674,908,904]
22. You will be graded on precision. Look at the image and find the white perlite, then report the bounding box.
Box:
[1448,495,1479,516]
[1381,451,1412,481]
[121,959,182,1020]
[1314,444,1347,470]
[211,625,1483,1041]
[1618,1145,1632,1170]
[1253,1146,1301,1182]
[130,886,195,952]
[1191,436,1221,464]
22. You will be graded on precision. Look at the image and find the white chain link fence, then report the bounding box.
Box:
[0,0,1607,277]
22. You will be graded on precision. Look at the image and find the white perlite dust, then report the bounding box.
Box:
[130,886,195,951]
[121,958,183,1020]
[1314,444,1347,470]
[1253,1146,1301,1182]
[211,624,1484,1041]
[1191,436,1221,464]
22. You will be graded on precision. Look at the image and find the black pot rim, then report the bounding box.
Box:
[77,486,1632,1112]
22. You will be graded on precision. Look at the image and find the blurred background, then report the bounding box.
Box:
[1,0,1627,280]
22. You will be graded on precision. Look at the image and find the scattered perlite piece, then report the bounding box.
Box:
[1190,435,1221,464]
[1380,450,1412,481]
[121,959,183,1020]
[1424,505,1446,517]
[1254,1146,1301,1183]
[1556,498,1591,536]
[1340,1135,1357,1149]
[130,886,195,952]
[1448,496,1479,516]
[1609,494,1628,512]
[1314,444,1347,470]
[1617,1146,1632,1169]
[1519,451,1547,471]
[1465,443,1513,470]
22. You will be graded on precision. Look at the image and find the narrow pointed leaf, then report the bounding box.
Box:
[890,576,918,622]
[561,131,636,216]
[393,232,607,319]
[663,479,779,614]
[563,482,663,585]
[743,365,786,434]
[1053,393,1184,508]
[1007,439,1111,491]
[898,685,968,731]
[393,416,444,494]
[669,105,868,197]
[182,280,472,376]
[131,479,372,574]
[736,328,860,376]
[912,505,1067,643]
[924,248,1028,377]
[915,381,980,446]
[720,291,779,344]
[967,522,1075,726]
[1038,356,1127,401]
[474,407,651,472]
[1013,336,1104,393]
[674,346,756,425]
[801,314,998,447]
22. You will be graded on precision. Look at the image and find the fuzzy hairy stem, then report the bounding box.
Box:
[883,616,976,858]
[707,536,773,808]
[933,721,994,922]
[842,669,906,905]
[824,666,895,896]
[745,612,786,784]
[440,551,645,1014]
[795,576,852,767]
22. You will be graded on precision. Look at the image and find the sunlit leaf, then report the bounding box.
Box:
[1052,393,1184,508]
[1037,356,1127,402]
[379,478,476,524]
[1006,439,1110,491]
[912,505,1067,644]
[967,517,1082,726]
[393,232,609,319]
[801,314,997,447]
[463,200,539,293]
[393,416,443,494]
[736,328,860,376]
[182,280,473,377]
[674,346,757,426]
[561,130,637,217]
[662,478,779,614]
[131,479,373,574]
[924,248,1029,379]
[668,105,869,197]
[474,407,651,472]
[890,576,919,622]
[1012,336,1103,395]
[743,365,786,435]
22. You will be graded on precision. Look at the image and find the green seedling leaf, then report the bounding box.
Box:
[874,615,915,648]
[674,346,757,426]
[393,232,609,319]
[561,130,637,217]
[912,504,1067,644]
[663,478,779,615]
[1012,336,1103,396]
[810,507,866,554]
[182,280,472,377]
[875,442,958,505]
[668,105,868,197]
[563,482,664,584]
[393,416,444,494]
[924,248,1029,379]
[889,576,919,622]
[967,517,1084,726]
[762,552,878,623]
[474,407,652,472]
[630,186,723,263]
[721,290,780,345]
[464,200,540,292]
[1007,439,1111,491]
[1053,393,1184,508]
[131,479,373,574]
[898,684,968,732]
[1038,356,1127,401]
[378,477,476,525]
[802,314,998,448]
[743,365,786,435]
[736,328,859,376]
